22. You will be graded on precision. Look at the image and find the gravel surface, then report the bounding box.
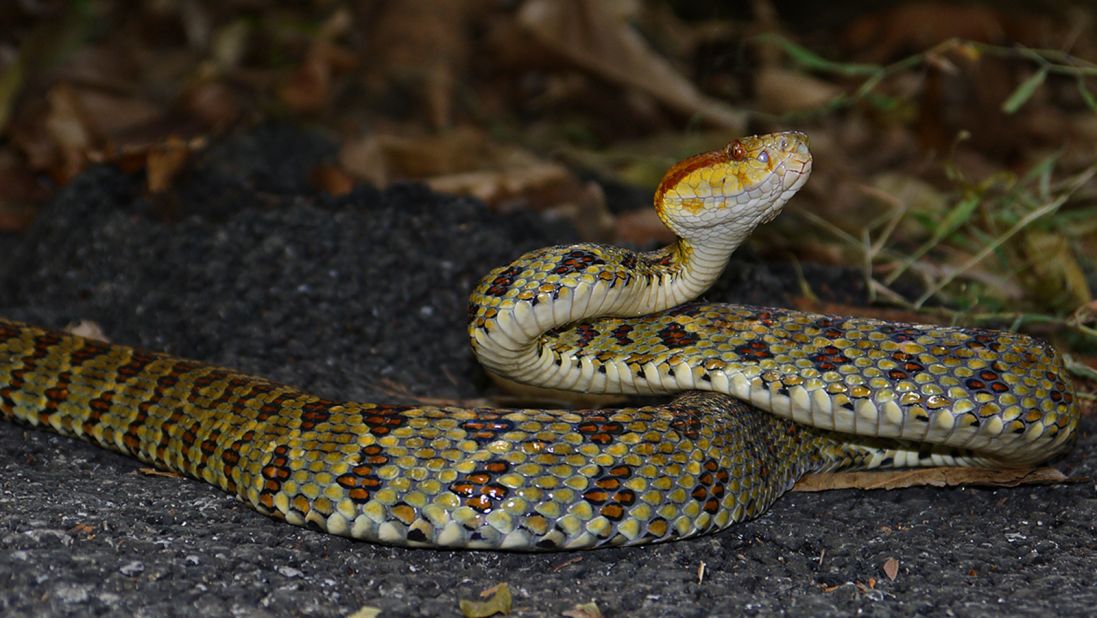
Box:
[1,125,1093,617]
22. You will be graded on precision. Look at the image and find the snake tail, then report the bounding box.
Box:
[0,320,860,549]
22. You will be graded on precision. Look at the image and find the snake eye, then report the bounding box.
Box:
[727,140,746,161]
[757,150,769,164]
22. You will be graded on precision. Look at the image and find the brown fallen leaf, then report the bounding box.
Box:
[881,558,900,581]
[146,136,195,194]
[562,602,603,618]
[85,136,208,194]
[70,88,163,141]
[427,162,569,206]
[69,522,96,537]
[65,320,110,343]
[843,2,1037,64]
[310,164,356,196]
[429,166,612,240]
[615,208,677,247]
[755,67,843,114]
[182,79,241,130]
[138,467,183,479]
[459,582,511,618]
[44,83,95,182]
[279,9,357,113]
[517,0,745,130]
[551,555,583,572]
[346,607,381,618]
[341,129,613,239]
[793,466,1075,492]
[362,0,474,129]
[339,130,481,186]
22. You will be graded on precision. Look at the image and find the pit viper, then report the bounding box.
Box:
[0,132,1078,550]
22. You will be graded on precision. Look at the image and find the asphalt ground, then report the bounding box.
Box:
[1,126,1094,617]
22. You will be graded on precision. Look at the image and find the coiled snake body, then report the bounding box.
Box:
[0,132,1078,550]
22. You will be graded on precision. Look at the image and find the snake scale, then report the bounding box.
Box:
[0,132,1078,550]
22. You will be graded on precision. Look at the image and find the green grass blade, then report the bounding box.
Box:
[1002,67,1048,114]
[1077,76,1097,113]
[758,33,881,76]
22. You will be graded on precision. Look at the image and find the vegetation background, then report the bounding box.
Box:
[1,0,1094,374]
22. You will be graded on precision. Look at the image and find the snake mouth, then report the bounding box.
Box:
[778,153,812,193]
[759,145,812,195]
[755,131,812,195]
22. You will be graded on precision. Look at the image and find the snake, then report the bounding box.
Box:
[0,131,1079,551]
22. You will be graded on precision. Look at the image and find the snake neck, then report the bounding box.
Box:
[467,234,736,389]
[467,132,812,393]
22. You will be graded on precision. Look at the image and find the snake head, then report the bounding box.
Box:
[654,131,812,245]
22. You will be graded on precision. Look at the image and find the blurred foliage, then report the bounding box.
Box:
[0,0,1094,367]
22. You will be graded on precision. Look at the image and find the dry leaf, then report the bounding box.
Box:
[844,3,1026,64]
[65,320,109,343]
[615,208,677,246]
[341,130,612,239]
[146,136,194,194]
[755,68,842,113]
[86,136,207,185]
[346,607,382,618]
[562,602,603,618]
[310,164,356,196]
[882,558,900,581]
[793,466,1072,492]
[183,79,241,129]
[44,83,95,182]
[69,522,96,536]
[138,467,183,479]
[427,163,569,206]
[551,556,583,572]
[431,166,612,239]
[363,0,474,129]
[70,89,162,140]
[279,40,358,112]
[517,0,744,130]
[210,18,251,70]
[340,129,490,186]
[459,582,511,618]
[279,9,357,112]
